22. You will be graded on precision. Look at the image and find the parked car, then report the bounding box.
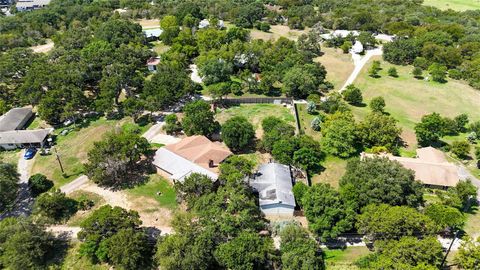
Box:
[24,148,37,160]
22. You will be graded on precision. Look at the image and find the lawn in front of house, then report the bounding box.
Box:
[324,246,371,270]
[216,104,295,138]
[0,150,20,166]
[315,47,355,90]
[422,0,480,11]
[31,117,131,187]
[125,174,177,210]
[350,56,480,150]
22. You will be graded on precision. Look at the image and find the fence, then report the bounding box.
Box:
[217,97,293,105]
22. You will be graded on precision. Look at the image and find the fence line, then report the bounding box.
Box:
[217,97,293,105]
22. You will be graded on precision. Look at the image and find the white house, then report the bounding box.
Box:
[249,163,296,216]
[352,41,364,54]
[16,0,50,11]
[198,19,225,29]
[0,129,52,150]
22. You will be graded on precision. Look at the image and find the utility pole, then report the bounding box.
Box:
[53,147,64,174]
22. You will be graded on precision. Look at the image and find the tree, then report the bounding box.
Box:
[292,182,309,208]
[342,84,363,105]
[414,112,446,146]
[174,173,214,207]
[297,32,322,57]
[160,15,180,45]
[0,217,56,269]
[356,204,438,242]
[272,139,297,165]
[219,155,254,180]
[181,100,219,137]
[321,112,358,158]
[282,67,318,99]
[95,19,144,47]
[357,112,402,150]
[84,130,150,188]
[78,205,143,263]
[198,58,234,85]
[33,189,78,223]
[455,236,480,270]
[451,140,471,159]
[369,96,386,113]
[368,61,381,78]
[340,41,352,54]
[28,173,53,197]
[261,117,295,152]
[424,203,464,230]
[307,101,316,114]
[428,63,447,82]
[383,38,420,65]
[340,157,424,211]
[214,231,275,270]
[454,113,469,133]
[163,114,182,135]
[301,184,355,241]
[412,66,423,79]
[0,162,19,212]
[221,116,255,152]
[293,148,323,172]
[387,67,398,77]
[311,117,321,131]
[280,224,324,270]
[358,237,443,269]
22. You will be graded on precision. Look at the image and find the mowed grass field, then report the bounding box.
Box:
[249,25,310,41]
[423,0,480,11]
[126,174,177,210]
[315,47,355,90]
[216,104,295,137]
[324,246,371,270]
[350,56,480,150]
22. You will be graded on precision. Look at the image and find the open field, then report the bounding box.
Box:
[31,118,130,186]
[126,174,177,210]
[216,104,295,138]
[250,25,309,41]
[311,156,349,188]
[423,0,480,11]
[324,246,371,270]
[350,56,480,150]
[315,47,355,90]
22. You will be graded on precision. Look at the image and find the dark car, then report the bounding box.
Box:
[24,148,37,160]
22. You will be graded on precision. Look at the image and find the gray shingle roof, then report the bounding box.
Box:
[250,163,295,207]
[0,129,51,145]
[0,108,33,131]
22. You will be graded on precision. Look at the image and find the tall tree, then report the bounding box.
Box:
[221,116,255,152]
[321,112,358,157]
[0,162,19,212]
[280,224,325,270]
[181,100,219,137]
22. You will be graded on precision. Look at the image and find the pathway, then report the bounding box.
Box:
[60,175,89,194]
[142,123,181,145]
[340,47,383,92]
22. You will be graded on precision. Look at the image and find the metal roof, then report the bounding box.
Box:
[0,107,33,131]
[250,163,295,207]
[0,129,51,145]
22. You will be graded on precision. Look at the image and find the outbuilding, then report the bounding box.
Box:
[0,107,33,132]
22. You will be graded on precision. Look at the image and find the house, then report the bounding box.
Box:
[0,129,52,150]
[361,147,461,188]
[143,28,163,40]
[249,163,296,216]
[153,135,232,182]
[0,107,33,132]
[352,41,364,54]
[320,30,360,40]
[146,57,161,72]
[16,0,50,11]
[198,19,225,29]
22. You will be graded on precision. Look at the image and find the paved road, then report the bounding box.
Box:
[340,47,383,92]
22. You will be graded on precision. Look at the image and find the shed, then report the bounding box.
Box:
[0,107,33,132]
[250,163,296,216]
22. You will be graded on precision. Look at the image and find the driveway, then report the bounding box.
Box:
[60,175,89,194]
[340,47,383,92]
[142,123,181,145]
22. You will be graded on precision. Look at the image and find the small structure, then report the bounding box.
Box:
[0,107,33,132]
[361,147,461,188]
[320,30,360,40]
[250,163,296,216]
[153,135,232,182]
[0,129,52,150]
[352,41,364,54]
[16,0,50,11]
[143,28,163,40]
[146,57,161,73]
[198,19,225,29]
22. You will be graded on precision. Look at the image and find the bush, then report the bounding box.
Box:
[340,41,352,53]
[33,189,78,223]
[387,67,398,77]
[448,69,462,80]
[342,84,363,105]
[412,67,423,78]
[255,22,270,32]
[306,101,316,114]
[163,114,182,135]
[221,116,255,152]
[451,141,471,159]
[78,198,95,211]
[311,117,321,131]
[369,96,386,113]
[28,174,54,197]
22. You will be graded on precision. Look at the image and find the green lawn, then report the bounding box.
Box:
[315,47,355,90]
[31,118,131,187]
[57,242,109,270]
[423,0,480,11]
[311,156,349,189]
[151,40,170,55]
[464,204,480,238]
[324,246,371,270]
[350,56,480,150]
[216,104,295,137]
[0,150,20,166]
[296,103,321,140]
[126,174,177,210]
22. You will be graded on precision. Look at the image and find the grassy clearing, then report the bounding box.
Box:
[31,118,130,187]
[464,204,480,238]
[126,174,177,210]
[67,191,105,226]
[151,40,170,55]
[216,104,295,137]
[58,242,109,270]
[0,150,20,166]
[136,19,160,29]
[324,246,371,270]
[311,156,349,189]
[296,103,321,140]
[423,0,480,11]
[350,56,480,150]
[250,25,309,41]
[315,47,355,90]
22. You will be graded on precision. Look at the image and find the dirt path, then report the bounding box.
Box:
[60,175,89,194]
[31,40,54,53]
[340,47,383,92]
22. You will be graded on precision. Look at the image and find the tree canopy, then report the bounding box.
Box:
[0,162,19,212]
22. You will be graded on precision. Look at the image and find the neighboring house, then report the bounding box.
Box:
[16,0,50,11]
[0,129,52,150]
[249,162,296,216]
[0,107,33,132]
[320,30,360,40]
[198,18,225,29]
[361,147,462,188]
[146,57,161,73]
[143,28,163,40]
[153,135,232,182]
[352,41,364,54]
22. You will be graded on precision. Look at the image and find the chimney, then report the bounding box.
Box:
[209,160,214,168]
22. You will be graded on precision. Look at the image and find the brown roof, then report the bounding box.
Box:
[361,147,460,187]
[164,135,232,171]
[146,57,160,66]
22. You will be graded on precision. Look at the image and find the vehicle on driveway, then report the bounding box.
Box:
[24,148,37,160]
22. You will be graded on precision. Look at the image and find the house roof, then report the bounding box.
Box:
[0,107,33,132]
[352,41,364,53]
[250,163,295,207]
[0,129,51,145]
[164,135,232,170]
[143,28,163,38]
[16,0,50,8]
[153,147,219,182]
[146,57,160,66]
[361,147,460,187]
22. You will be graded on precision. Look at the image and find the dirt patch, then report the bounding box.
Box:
[250,25,309,41]
[31,39,54,53]
[136,19,160,29]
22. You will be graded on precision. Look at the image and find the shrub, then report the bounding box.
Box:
[28,174,54,197]
[342,84,363,105]
[387,67,398,77]
[369,96,386,113]
[451,141,471,159]
[412,67,423,78]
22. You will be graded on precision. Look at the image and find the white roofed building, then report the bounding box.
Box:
[352,41,364,54]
